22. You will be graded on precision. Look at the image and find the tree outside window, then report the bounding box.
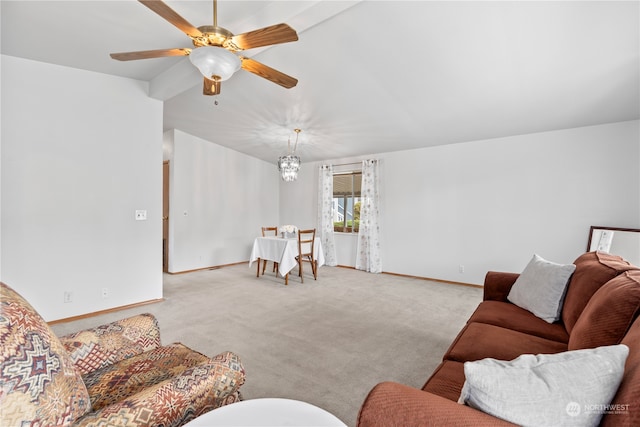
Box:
[332,172,362,233]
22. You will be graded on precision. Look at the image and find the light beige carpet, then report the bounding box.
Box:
[52,263,483,427]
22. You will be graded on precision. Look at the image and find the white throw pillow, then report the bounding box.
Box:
[458,344,629,427]
[507,254,576,322]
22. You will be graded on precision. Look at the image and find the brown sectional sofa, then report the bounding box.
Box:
[358,252,640,426]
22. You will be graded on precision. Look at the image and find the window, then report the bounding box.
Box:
[333,172,362,233]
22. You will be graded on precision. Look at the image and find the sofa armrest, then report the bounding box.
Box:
[357,382,517,427]
[73,351,245,427]
[483,271,520,302]
[59,313,161,376]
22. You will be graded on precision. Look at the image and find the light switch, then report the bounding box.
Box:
[135,210,147,221]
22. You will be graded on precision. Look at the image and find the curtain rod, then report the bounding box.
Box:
[321,160,379,168]
[332,162,362,167]
[330,160,378,167]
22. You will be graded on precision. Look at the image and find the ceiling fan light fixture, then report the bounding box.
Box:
[189,46,240,81]
[110,0,299,95]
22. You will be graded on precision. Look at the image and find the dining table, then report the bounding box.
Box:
[249,236,325,285]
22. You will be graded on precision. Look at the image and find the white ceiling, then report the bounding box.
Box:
[2,1,639,163]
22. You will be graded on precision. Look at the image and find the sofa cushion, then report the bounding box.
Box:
[468,301,569,343]
[507,254,576,323]
[0,282,91,425]
[421,360,466,402]
[60,313,161,376]
[458,344,628,427]
[569,270,640,351]
[602,315,640,426]
[562,252,637,334]
[443,322,567,363]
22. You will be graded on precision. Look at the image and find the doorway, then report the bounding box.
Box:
[163,161,170,272]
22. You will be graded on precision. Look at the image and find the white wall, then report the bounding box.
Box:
[1,55,164,321]
[282,120,640,285]
[166,129,280,272]
[1,55,637,322]
[278,159,319,230]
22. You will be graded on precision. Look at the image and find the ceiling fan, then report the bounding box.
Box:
[110,0,298,96]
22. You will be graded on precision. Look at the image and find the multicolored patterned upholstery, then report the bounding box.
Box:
[59,313,161,376]
[0,282,91,425]
[74,352,244,427]
[0,282,246,427]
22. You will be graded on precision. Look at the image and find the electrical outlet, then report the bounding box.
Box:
[459,265,465,274]
[135,210,147,221]
[101,287,109,299]
[64,291,73,303]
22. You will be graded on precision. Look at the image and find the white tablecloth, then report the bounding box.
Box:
[249,236,325,277]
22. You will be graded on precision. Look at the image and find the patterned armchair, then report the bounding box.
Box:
[0,282,245,426]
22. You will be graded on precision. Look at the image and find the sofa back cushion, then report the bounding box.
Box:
[562,252,637,334]
[601,313,640,426]
[60,313,161,376]
[0,282,90,425]
[569,271,640,350]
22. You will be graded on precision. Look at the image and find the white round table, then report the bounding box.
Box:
[184,398,347,426]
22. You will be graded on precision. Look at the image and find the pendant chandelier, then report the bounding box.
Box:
[277,128,302,182]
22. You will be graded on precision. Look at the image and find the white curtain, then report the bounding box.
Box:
[318,164,337,266]
[356,159,382,273]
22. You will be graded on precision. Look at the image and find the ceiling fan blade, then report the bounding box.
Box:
[203,77,221,96]
[110,48,191,61]
[226,23,298,51]
[241,57,297,89]
[139,0,203,39]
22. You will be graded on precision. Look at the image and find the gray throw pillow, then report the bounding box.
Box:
[458,344,629,427]
[507,254,576,322]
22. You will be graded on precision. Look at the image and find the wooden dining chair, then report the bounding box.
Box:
[260,226,279,275]
[296,228,317,283]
